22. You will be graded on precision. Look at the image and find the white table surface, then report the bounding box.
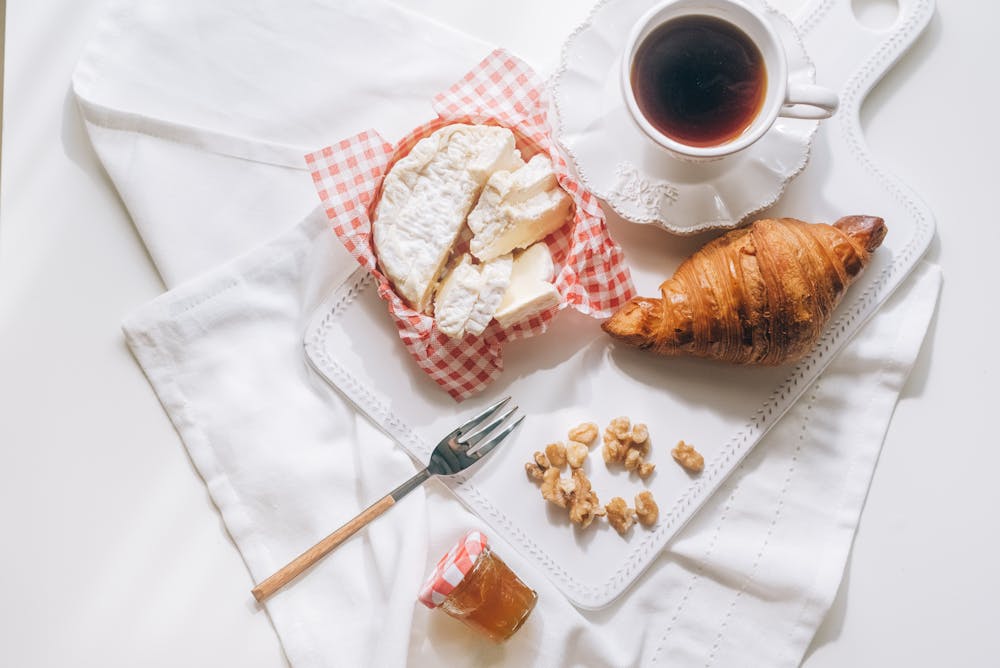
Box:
[1,0,997,666]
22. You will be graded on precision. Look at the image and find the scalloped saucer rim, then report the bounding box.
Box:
[552,0,822,234]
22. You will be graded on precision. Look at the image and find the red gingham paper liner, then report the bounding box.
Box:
[418,530,489,608]
[305,49,635,400]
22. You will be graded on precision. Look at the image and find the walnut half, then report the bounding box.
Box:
[565,440,589,469]
[524,461,545,481]
[567,469,605,529]
[540,467,571,508]
[635,491,659,527]
[605,497,636,536]
[607,416,631,442]
[672,440,704,473]
[568,422,599,446]
[545,442,568,469]
[602,436,626,465]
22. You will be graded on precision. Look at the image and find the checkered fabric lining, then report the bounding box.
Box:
[305,49,635,401]
[417,530,488,609]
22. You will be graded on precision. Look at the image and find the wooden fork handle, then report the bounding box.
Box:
[251,494,395,602]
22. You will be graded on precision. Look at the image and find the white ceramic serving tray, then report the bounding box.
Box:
[304,0,935,609]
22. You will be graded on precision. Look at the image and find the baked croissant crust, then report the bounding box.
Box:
[602,215,887,365]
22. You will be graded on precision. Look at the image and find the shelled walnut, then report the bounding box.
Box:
[601,434,625,465]
[631,423,649,447]
[605,497,636,535]
[545,442,568,469]
[567,422,599,445]
[567,469,605,529]
[524,449,551,480]
[671,440,704,473]
[602,417,655,479]
[635,491,659,527]
[565,441,589,469]
[607,416,631,441]
[540,467,572,508]
[624,447,642,471]
[529,452,603,528]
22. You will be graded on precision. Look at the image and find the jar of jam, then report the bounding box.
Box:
[419,530,537,642]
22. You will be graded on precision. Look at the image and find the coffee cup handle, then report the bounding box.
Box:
[781,84,839,120]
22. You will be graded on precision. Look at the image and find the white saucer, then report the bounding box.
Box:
[552,0,820,233]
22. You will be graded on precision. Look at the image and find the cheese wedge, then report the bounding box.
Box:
[494,242,562,328]
[433,255,482,338]
[433,253,513,338]
[373,124,522,313]
[467,154,573,262]
[465,254,513,336]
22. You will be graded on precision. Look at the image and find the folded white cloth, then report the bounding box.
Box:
[74,0,489,286]
[75,0,942,666]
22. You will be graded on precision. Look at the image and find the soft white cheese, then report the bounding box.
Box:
[494,242,562,328]
[432,253,514,338]
[467,154,573,262]
[465,254,513,336]
[373,124,521,313]
[432,254,482,338]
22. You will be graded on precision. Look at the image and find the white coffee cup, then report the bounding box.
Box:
[621,0,838,161]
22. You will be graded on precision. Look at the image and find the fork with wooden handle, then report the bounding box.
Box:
[251,397,523,602]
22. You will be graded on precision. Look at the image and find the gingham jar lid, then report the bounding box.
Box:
[418,530,489,609]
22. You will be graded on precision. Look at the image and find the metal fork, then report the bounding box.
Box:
[251,396,523,602]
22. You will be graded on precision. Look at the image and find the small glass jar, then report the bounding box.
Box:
[420,531,537,642]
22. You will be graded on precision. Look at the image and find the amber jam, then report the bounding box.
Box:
[438,546,537,642]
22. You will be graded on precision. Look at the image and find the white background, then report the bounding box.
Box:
[1,0,997,666]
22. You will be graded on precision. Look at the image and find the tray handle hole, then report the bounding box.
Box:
[852,0,900,31]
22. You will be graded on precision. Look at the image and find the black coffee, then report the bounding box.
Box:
[631,15,766,147]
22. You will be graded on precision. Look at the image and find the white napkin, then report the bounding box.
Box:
[73,0,490,287]
[75,0,943,666]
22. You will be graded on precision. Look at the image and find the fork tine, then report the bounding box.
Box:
[469,415,525,461]
[456,396,511,437]
[459,406,517,448]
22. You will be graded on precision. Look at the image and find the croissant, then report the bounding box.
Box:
[602,215,887,365]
